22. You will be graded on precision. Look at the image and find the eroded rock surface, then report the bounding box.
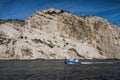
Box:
[0,8,120,59]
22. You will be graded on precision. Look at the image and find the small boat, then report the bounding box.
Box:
[64,59,81,64]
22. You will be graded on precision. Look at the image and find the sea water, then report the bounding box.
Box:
[0,60,120,80]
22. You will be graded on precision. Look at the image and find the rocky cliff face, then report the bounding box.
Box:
[0,8,120,59]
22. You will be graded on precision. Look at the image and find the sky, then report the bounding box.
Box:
[0,0,120,26]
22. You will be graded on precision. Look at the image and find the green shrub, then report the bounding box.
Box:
[0,19,25,26]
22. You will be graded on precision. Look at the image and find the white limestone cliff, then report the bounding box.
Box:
[0,8,120,59]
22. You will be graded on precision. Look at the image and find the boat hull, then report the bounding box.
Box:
[64,60,81,64]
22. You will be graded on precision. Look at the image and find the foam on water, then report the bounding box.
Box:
[81,61,119,64]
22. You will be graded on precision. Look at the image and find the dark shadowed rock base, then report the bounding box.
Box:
[0,60,120,80]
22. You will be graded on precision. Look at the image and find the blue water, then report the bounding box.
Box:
[0,60,120,80]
